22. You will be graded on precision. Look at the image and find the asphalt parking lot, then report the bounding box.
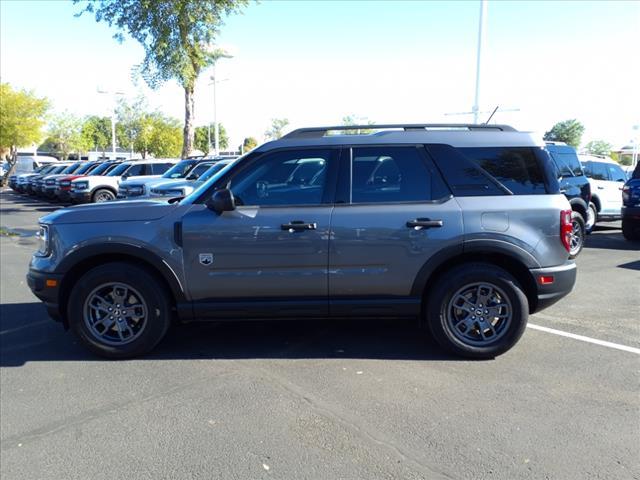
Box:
[1,189,638,480]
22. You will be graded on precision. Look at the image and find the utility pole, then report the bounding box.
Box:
[209,70,229,156]
[97,88,124,156]
[472,0,487,124]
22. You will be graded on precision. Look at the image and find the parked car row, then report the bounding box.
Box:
[7,156,237,204]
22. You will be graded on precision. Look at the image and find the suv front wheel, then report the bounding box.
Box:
[426,263,528,359]
[67,262,172,358]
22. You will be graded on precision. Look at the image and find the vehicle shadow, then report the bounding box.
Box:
[617,260,640,271]
[0,302,461,367]
[584,231,638,251]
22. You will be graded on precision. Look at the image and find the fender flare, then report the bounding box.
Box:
[57,242,186,302]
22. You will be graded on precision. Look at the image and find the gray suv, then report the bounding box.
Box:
[27,124,577,359]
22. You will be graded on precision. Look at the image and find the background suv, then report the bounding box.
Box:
[28,124,576,360]
[622,162,640,241]
[580,154,627,227]
[545,142,591,256]
[69,159,178,203]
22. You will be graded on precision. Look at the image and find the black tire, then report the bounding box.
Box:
[67,262,172,359]
[568,211,585,259]
[426,263,529,359]
[585,202,598,234]
[622,219,640,241]
[92,188,115,203]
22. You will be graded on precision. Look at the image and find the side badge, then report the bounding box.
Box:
[199,253,214,266]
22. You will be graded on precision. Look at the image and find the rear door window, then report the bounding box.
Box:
[461,147,547,195]
[349,147,436,203]
[124,164,146,177]
[589,162,609,180]
[151,163,174,174]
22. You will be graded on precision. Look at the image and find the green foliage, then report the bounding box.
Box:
[543,119,585,148]
[194,123,229,153]
[341,115,375,134]
[145,114,182,158]
[47,112,87,160]
[0,83,49,158]
[241,136,258,152]
[81,115,112,151]
[76,0,248,157]
[264,118,289,141]
[584,140,612,156]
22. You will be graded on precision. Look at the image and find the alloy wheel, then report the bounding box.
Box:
[83,282,148,346]
[445,282,513,347]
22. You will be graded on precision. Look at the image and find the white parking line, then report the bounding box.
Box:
[528,323,640,355]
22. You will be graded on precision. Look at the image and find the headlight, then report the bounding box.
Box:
[74,181,88,190]
[36,225,50,256]
[59,181,70,186]
[159,189,184,196]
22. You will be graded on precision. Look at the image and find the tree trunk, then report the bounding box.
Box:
[181,85,195,159]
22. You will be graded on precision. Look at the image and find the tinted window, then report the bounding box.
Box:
[124,164,146,177]
[162,160,196,179]
[186,163,215,180]
[587,162,608,180]
[229,149,332,206]
[107,163,131,176]
[549,151,583,177]
[461,147,547,195]
[350,147,432,203]
[608,164,627,182]
[198,162,229,182]
[151,163,174,174]
[75,162,98,175]
[62,163,82,174]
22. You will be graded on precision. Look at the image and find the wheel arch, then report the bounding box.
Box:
[56,244,185,325]
[569,198,588,219]
[590,194,601,212]
[412,244,539,317]
[90,185,117,199]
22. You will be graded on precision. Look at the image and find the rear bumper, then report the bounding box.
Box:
[27,269,64,322]
[529,261,577,313]
[622,205,640,220]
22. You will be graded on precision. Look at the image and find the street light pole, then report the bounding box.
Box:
[213,64,219,156]
[97,88,124,157]
[472,0,487,124]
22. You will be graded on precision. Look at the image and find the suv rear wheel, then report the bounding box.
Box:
[426,263,528,359]
[568,212,585,258]
[67,262,171,358]
[585,202,597,234]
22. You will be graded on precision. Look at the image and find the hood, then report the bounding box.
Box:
[119,176,165,188]
[40,200,177,225]
[153,179,197,190]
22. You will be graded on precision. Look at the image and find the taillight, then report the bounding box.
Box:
[560,209,572,253]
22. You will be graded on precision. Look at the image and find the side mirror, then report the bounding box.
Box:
[206,188,235,214]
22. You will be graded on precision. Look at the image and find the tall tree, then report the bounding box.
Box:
[241,136,258,153]
[0,83,49,178]
[76,0,248,158]
[584,140,612,156]
[264,118,289,141]
[342,115,375,134]
[47,112,87,160]
[543,119,585,148]
[81,115,112,153]
[195,123,229,154]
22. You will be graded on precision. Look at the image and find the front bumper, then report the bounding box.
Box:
[529,261,577,313]
[27,269,65,322]
[70,190,92,203]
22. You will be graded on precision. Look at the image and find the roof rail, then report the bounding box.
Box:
[282,123,517,139]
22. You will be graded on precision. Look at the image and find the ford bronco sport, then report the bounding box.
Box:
[28,124,577,359]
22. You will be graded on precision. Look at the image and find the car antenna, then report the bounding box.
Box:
[483,105,499,124]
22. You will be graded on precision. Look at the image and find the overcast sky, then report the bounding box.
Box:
[1,0,639,149]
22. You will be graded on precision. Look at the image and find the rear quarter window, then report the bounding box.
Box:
[461,147,548,195]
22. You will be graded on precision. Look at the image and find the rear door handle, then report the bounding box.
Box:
[597,186,604,189]
[406,218,443,229]
[281,220,317,232]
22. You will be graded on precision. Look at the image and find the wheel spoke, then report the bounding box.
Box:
[476,285,493,307]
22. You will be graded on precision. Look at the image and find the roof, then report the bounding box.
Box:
[257,124,542,151]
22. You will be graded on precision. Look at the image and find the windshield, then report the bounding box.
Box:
[106,163,131,176]
[162,160,197,179]
[49,165,69,174]
[74,162,98,175]
[60,163,81,174]
[87,162,112,175]
[181,156,244,204]
[197,162,233,182]
[185,163,215,180]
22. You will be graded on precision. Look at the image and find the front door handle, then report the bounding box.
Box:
[281,221,317,232]
[597,186,604,189]
[406,218,443,229]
